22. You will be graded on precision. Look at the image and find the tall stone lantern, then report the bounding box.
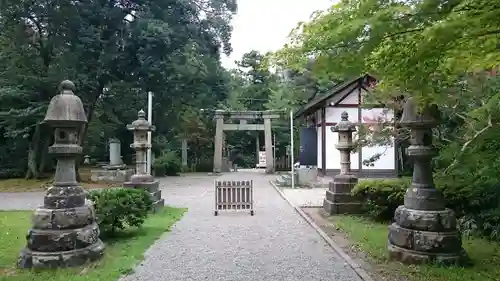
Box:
[123,110,164,211]
[388,98,465,264]
[323,112,362,215]
[18,80,105,269]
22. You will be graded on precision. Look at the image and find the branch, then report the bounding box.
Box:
[23,14,44,50]
[443,113,493,174]
[324,27,425,55]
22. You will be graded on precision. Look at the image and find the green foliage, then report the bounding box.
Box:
[152,162,167,177]
[192,159,214,173]
[154,150,181,176]
[332,215,500,281]
[352,178,409,221]
[0,0,235,178]
[272,0,500,106]
[354,175,500,241]
[268,0,500,242]
[87,188,153,235]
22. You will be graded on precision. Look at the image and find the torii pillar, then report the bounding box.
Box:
[213,110,225,174]
[212,110,279,174]
[263,116,274,173]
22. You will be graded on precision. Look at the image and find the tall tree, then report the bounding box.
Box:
[0,0,237,178]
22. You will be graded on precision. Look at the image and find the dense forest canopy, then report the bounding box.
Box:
[0,0,239,178]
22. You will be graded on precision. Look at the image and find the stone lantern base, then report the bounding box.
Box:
[18,187,105,269]
[388,205,465,265]
[323,174,363,215]
[19,240,105,269]
[123,180,164,212]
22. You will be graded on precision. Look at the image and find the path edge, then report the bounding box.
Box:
[269,180,375,281]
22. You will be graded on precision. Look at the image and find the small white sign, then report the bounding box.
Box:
[257,151,266,167]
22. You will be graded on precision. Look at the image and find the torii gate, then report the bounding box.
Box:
[213,110,281,174]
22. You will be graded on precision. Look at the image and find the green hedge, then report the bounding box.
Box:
[351,178,409,221]
[87,188,153,236]
[353,177,500,241]
[153,150,181,176]
[436,175,500,241]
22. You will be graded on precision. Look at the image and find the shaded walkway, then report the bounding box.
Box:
[122,171,362,281]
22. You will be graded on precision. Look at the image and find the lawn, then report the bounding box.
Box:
[331,215,500,281]
[0,207,186,281]
[0,168,120,192]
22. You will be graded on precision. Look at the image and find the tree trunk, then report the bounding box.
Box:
[25,124,42,179]
[37,131,51,178]
[75,84,104,181]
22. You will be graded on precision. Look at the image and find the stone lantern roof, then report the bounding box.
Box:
[400,97,439,127]
[43,80,87,126]
[331,111,356,133]
[127,110,155,132]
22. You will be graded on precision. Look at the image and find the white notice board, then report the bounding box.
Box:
[257,151,266,167]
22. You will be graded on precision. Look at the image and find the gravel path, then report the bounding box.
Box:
[0,191,44,210]
[122,171,362,281]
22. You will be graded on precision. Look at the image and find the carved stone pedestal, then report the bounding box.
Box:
[18,186,105,268]
[388,206,464,264]
[123,180,164,212]
[323,174,362,214]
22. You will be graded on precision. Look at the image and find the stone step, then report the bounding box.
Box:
[275,175,288,186]
[275,173,300,187]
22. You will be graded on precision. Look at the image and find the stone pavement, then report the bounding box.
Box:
[0,172,363,281]
[281,187,327,207]
[280,177,382,208]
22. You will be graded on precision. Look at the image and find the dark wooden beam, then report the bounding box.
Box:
[328,104,358,108]
[316,122,337,127]
[357,85,363,174]
[321,107,326,176]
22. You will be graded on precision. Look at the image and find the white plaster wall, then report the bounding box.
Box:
[325,128,360,170]
[325,83,358,106]
[325,107,359,170]
[317,126,322,169]
[309,86,396,172]
[338,88,359,104]
[325,107,358,123]
[361,108,395,170]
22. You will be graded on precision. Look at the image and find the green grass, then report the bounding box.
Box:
[331,216,500,281]
[0,207,186,281]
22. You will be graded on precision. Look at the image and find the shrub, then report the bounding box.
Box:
[152,162,166,177]
[460,208,500,241]
[351,178,410,221]
[154,150,181,176]
[193,160,213,172]
[435,173,500,241]
[87,188,153,235]
[433,125,500,241]
[353,175,500,241]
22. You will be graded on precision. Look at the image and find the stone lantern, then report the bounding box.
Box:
[123,110,164,211]
[323,111,362,215]
[388,98,465,265]
[18,80,104,269]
